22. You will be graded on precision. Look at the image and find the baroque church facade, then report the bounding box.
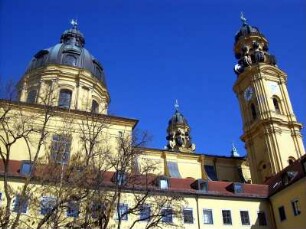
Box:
[0,16,305,229]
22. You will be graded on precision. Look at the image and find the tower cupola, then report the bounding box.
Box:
[165,100,195,153]
[234,13,277,75]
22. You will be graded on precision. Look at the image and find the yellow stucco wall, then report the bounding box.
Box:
[270,177,306,229]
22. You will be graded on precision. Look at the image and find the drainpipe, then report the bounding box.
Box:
[196,194,201,229]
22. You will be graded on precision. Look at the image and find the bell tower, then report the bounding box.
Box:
[233,14,305,183]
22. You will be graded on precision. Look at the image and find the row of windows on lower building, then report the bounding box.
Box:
[278,199,301,222]
[8,194,267,226]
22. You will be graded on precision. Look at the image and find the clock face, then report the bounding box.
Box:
[244,86,253,101]
[268,81,280,94]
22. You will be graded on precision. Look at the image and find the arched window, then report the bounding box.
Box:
[58,89,72,109]
[250,103,257,120]
[273,97,281,114]
[27,90,37,103]
[91,100,99,113]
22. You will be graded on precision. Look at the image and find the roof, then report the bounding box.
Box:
[1,159,268,199]
[0,99,139,129]
[26,23,107,87]
[265,154,306,196]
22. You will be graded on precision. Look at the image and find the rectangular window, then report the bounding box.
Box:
[40,196,56,215]
[20,161,33,176]
[114,171,126,186]
[258,211,267,226]
[91,202,105,219]
[139,205,151,221]
[58,89,72,109]
[278,206,286,221]
[183,208,193,224]
[240,211,250,225]
[204,165,218,181]
[51,135,71,164]
[203,209,213,224]
[291,199,301,216]
[167,161,181,178]
[13,195,29,214]
[117,203,128,221]
[161,208,173,223]
[67,201,79,218]
[222,210,232,225]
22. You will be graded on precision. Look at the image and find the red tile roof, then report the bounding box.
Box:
[265,154,306,196]
[1,160,269,199]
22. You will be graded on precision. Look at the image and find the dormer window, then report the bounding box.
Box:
[233,183,243,193]
[63,54,77,66]
[113,170,127,186]
[282,171,298,185]
[191,179,208,192]
[20,161,33,176]
[157,176,169,189]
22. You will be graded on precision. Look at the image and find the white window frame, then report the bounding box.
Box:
[182,207,194,224]
[239,209,250,225]
[221,209,232,225]
[203,208,213,224]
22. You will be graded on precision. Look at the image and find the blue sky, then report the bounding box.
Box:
[0,0,305,156]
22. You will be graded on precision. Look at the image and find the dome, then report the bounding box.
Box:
[235,23,263,43]
[26,21,107,86]
[168,110,188,126]
[234,14,265,43]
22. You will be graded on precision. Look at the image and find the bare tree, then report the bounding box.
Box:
[0,83,57,229]
[1,91,184,228]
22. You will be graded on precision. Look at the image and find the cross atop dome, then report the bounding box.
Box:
[174,99,179,112]
[240,12,247,25]
[70,19,78,29]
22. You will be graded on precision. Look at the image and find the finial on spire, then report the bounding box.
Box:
[231,143,240,157]
[70,19,78,29]
[240,12,247,25]
[174,99,179,112]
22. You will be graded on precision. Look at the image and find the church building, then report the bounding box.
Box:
[0,15,305,229]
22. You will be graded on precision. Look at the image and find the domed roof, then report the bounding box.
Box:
[168,101,189,126]
[26,20,106,86]
[235,13,264,43]
[168,110,188,126]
